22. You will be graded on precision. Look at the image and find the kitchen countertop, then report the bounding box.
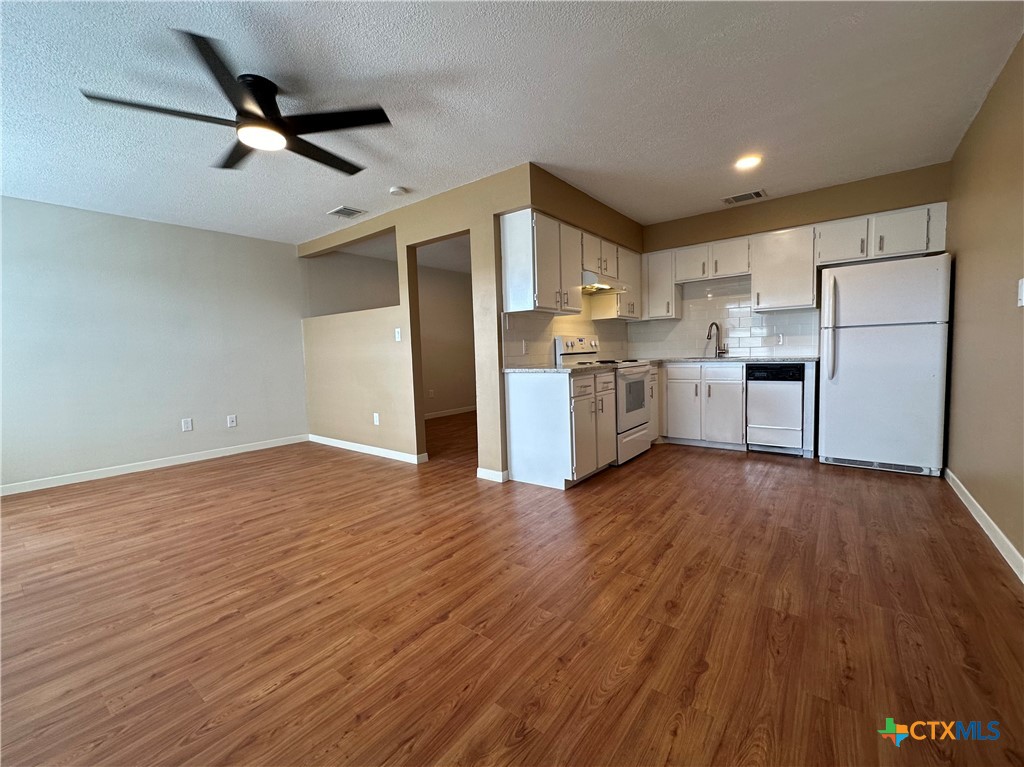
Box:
[504,357,817,373]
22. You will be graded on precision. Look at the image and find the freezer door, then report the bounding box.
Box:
[819,324,947,471]
[821,253,950,328]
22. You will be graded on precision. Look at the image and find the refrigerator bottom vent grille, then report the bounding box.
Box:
[825,457,927,474]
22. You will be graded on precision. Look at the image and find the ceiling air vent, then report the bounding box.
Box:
[327,205,367,219]
[721,189,768,206]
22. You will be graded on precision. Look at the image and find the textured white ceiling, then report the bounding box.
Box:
[3,2,1021,244]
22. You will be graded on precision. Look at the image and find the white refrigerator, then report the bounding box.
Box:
[819,253,951,475]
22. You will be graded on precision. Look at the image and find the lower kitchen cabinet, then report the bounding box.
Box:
[664,363,745,447]
[506,371,617,489]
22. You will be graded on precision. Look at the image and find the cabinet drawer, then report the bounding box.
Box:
[702,364,743,381]
[595,373,616,392]
[571,375,596,397]
[665,364,702,381]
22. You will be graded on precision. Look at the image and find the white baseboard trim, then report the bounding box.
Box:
[476,467,509,483]
[309,434,428,464]
[946,469,1024,583]
[0,435,309,496]
[425,406,477,420]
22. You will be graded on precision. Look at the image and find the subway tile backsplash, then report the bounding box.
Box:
[502,302,628,367]
[627,275,819,359]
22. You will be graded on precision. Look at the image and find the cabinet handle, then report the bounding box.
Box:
[563,290,569,305]
[694,383,698,397]
[649,385,654,398]
[878,235,885,252]
[707,384,712,398]
[555,290,561,307]
[598,398,604,413]
[859,237,865,255]
[666,301,670,314]
[702,262,706,275]
[755,292,760,306]
[714,259,718,274]
[591,399,597,415]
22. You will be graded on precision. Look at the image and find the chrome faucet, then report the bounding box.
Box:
[706,322,727,358]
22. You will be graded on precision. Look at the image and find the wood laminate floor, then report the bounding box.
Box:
[2,413,1022,766]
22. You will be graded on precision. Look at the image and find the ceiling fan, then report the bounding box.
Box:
[81,30,390,175]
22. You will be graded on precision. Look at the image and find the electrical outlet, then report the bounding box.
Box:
[427,389,435,398]
[181,418,193,432]
[394,327,401,342]
[373,412,380,426]
[227,414,237,428]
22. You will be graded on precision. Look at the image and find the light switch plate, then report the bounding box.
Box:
[1018,278,1023,308]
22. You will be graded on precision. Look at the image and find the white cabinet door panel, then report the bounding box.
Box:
[533,212,562,312]
[559,223,583,313]
[710,238,749,277]
[750,227,815,311]
[702,381,744,444]
[596,391,617,467]
[600,240,619,278]
[666,380,701,440]
[815,218,869,264]
[871,208,930,258]
[582,231,602,273]
[571,395,597,479]
[674,244,709,282]
[646,251,676,318]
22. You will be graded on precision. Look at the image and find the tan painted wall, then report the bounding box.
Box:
[946,38,1024,555]
[305,252,400,317]
[300,164,532,471]
[643,163,951,251]
[418,265,476,417]
[529,165,644,251]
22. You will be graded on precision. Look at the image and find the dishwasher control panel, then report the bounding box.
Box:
[746,364,804,382]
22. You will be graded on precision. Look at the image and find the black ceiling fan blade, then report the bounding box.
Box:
[81,91,236,127]
[175,30,262,117]
[284,107,390,135]
[217,141,253,169]
[286,136,363,175]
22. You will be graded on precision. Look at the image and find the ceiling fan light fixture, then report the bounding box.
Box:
[237,124,286,151]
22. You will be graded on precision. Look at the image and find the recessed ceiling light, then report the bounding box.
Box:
[236,124,287,151]
[735,154,762,170]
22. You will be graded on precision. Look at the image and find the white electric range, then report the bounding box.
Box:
[553,335,652,464]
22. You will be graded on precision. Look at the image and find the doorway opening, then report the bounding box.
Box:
[412,233,476,464]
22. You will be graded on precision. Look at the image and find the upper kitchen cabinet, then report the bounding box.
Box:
[643,250,680,319]
[674,244,710,283]
[815,217,869,264]
[869,203,946,258]
[709,238,750,277]
[500,209,581,315]
[600,239,619,279]
[591,247,642,321]
[559,223,584,313]
[582,231,602,274]
[750,226,816,311]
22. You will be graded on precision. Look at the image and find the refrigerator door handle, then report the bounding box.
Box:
[826,328,837,380]
[829,274,837,329]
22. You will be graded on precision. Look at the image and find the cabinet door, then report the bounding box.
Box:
[582,231,602,273]
[750,227,815,311]
[815,217,868,264]
[870,208,930,258]
[674,244,709,282]
[666,380,701,440]
[710,238,749,277]
[559,223,583,314]
[702,381,744,444]
[645,251,676,318]
[600,240,619,278]
[570,395,598,479]
[596,391,617,467]
[618,248,642,318]
[533,212,562,311]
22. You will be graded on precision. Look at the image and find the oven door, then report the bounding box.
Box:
[616,366,650,433]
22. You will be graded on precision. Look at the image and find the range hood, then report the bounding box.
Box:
[580,270,629,294]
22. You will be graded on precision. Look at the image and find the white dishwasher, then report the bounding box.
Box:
[746,364,804,454]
